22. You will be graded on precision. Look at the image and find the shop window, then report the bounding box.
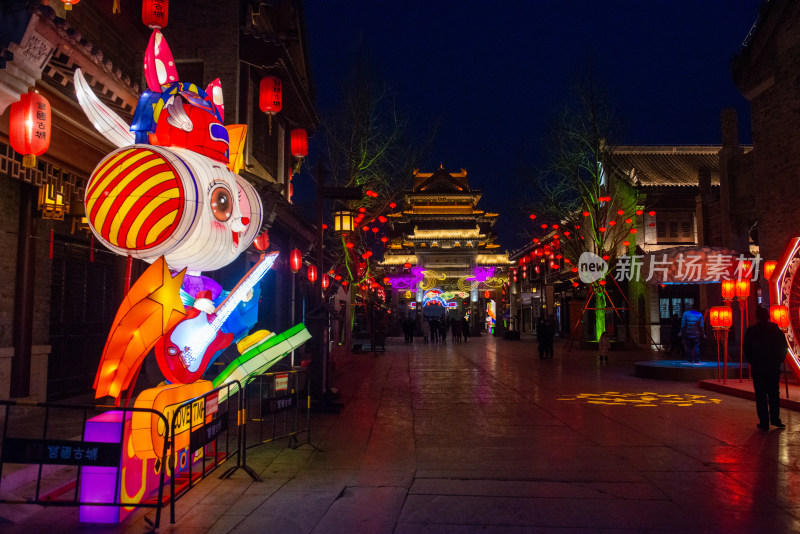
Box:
[656,213,694,244]
[659,297,695,320]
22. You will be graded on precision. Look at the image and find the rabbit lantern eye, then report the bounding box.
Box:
[211,186,233,222]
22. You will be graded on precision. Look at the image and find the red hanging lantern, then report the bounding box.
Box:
[380,236,388,243]
[734,280,750,299]
[403,262,412,269]
[289,248,302,273]
[709,306,733,330]
[721,280,736,302]
[389,202,397,209]
[764,261,777,281]
[9,91,51,168]
[484,291,491,299]
[258,77,282,134]
[321,273,330,290]
[307,265,318,283]
[142,0,169,28]
[771,304,790,330]
[290,129,308,158]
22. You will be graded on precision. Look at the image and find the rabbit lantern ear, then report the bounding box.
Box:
[144,29,179,92]
[205,78,224,122]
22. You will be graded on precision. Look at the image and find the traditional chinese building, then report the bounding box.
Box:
[509,132,754,348]
[381,165,512,332]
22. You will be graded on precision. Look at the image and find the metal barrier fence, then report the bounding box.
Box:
[244,369,313,451]
[167,379,253,524]
[0,401,170,529]
[0,375,313,528]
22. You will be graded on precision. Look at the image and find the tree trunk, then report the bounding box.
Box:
[594,286,607,341]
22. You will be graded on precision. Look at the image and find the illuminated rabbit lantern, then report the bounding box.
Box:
[76,29,261,273]
[75,28,279,400]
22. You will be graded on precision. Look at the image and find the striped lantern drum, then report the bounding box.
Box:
[85,144,262,272]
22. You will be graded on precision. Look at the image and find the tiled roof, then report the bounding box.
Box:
[608,145,751,187]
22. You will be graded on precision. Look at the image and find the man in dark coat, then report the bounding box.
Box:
[743,306,788,430]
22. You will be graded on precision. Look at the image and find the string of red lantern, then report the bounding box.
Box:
[9,91,51,168]
[142,0,169,28]
[258,77,282,134]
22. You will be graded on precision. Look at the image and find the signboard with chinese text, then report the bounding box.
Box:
[2,437,121,467]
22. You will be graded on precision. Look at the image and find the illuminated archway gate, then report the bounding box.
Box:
[770,237,800,380]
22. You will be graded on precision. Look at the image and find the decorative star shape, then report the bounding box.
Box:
[147,258,188,331]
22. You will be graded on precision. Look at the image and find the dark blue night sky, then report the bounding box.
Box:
[303,1,763,250]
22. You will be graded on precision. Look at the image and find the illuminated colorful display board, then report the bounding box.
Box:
[73,29,310,523]
[769,237,800,381]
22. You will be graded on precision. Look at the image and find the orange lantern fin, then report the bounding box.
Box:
[93,257,187,399]
[226,124,247,173]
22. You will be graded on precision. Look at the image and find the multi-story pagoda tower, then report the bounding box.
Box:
[382,165,511,330]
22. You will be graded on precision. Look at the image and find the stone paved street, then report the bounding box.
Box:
[3,334,800,533]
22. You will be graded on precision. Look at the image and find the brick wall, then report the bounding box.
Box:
[734,1,800,263]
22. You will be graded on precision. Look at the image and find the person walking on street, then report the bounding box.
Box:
[461,316,470,342]
[598,330,611,363]
[743,306,789,430]
[668,313,684,356]
[680,304,705,363]
[421,319,430,343]
[544,315,555,359]
[536,317,548,359]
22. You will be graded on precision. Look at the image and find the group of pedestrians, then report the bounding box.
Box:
[421,316,470,343]
[404,315,471,344]
[536,315,555,359]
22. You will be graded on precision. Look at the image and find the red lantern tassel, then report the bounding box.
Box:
[49,229,53,259]
[90,235,95,262]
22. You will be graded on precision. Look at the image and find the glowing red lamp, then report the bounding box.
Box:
[484,291,490,298]
[10,91,51,168]
[403,262,412,269]
[289,248,302,273]
[709,306,733,330]
[253,232,269,251]
[389,202,397,209]
[307,265,318,283]
[258,77,282,133]
[142,0,169,28]
[764,261,777,281]
[290,129,308,158]
[771,304,790,330]
[322,273,330,290]
[734,280,750,299]
[721,280,736,302]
